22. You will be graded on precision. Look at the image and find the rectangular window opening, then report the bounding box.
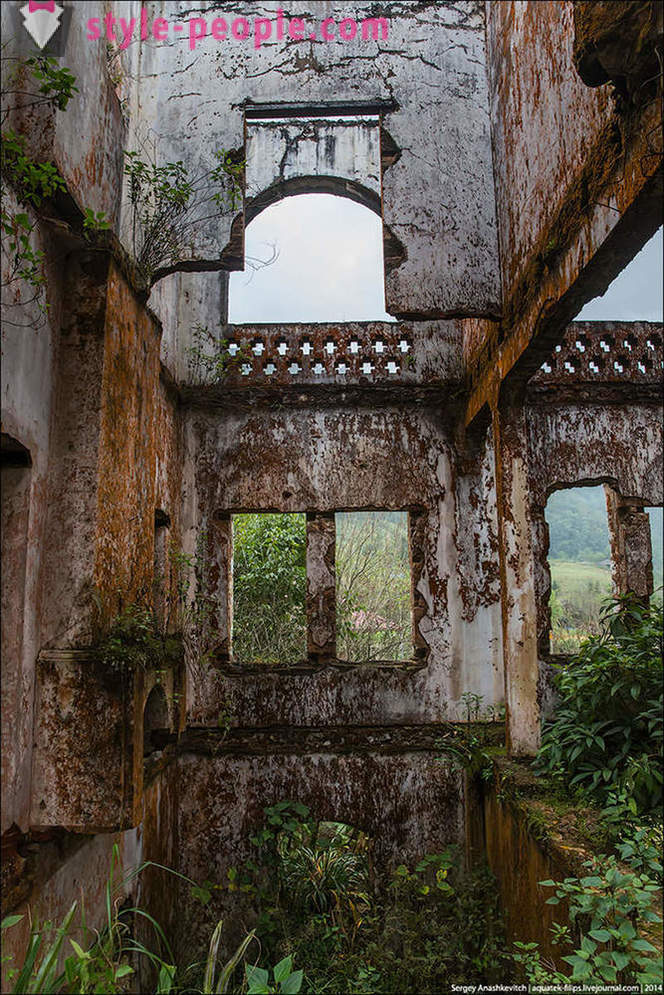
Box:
[231,512,307,664]
[645,506,663,603]
[545,485,612,654]
[335,510,413,663]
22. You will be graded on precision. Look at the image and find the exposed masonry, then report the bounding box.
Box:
[1,0,662,980]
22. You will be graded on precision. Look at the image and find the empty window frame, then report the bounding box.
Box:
[231,512,307,664]
[645,506,663,602]
[545,486,612,654]
[335,511,413,663]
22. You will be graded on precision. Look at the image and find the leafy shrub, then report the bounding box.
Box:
[96,604,182,676]
[233,802,509,993]
[514,855,662,987]
[535,596,663,817]
[232,515,307,664]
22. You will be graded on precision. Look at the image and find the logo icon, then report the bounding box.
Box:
[20,1,64,50]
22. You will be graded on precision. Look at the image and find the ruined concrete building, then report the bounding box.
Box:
[1,0,662,978]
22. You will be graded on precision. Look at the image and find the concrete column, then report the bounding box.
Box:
[306,512,336,662]
[605,486,654,599]
[493,402,540,756]
[206,513,232,661]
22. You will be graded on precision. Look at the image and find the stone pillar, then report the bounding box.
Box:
[205,513,233,661]
[306,512,336,662]
[493,401,540,756]
[604,486,654,599]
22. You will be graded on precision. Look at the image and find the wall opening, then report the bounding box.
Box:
[545,486,612,654]
[231,512,307,664]
[645,506,663,603]
[335,511,412,663]
[143,685,169,758]
[229,193,394,323]
[575,226,663,321]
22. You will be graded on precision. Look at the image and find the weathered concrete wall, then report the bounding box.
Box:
[174,736,464,957]
[467,0,662,419]
[182,400,504,724]
[245,116,381,209]
[122,0,500,318]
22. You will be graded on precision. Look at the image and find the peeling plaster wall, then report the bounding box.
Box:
[485,0,613,309]
[122,0,500,321]
[526,397,664,651]
[182,402,504,724]
[245,116,381,205]
[174,746,464,958]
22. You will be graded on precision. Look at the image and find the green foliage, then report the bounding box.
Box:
[122,147,245,286]
[246,956,303,995]
[1,845,176,994]
[535,596,663,818]
[232,514,307,664]
[232,802,509,994]
[437,692,505,781]
[96,603,182,677]
[514,855,662,987]
[616,824,663,884]
[83,207,111,236]
[1,130,66,206]
[21,56,78,112]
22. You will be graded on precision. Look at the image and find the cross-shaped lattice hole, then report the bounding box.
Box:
[251,340,265,356]
[555,344,562,353]
[589,360,601,374]
[541,361,553,373]
[300,338,313,356]
[349,339,360,355]
[624,334,638,352]
[263,360,277,376]
[276,339,289,357]
[240,362,252,376]
[324,339,336,356]
[374,339,385,354]
[398,337,411,354]
[287,361,302,376]
[336,361,349,375]
[386,359,400,375]
[227,340,240,357]
[590,354,605,372]
[600,338,613,352]
[613,359,624,373]
[312,361,325,376]
[564,360,576,373]
[360,358,375,375]
[637,361,647,374]
[574,336,589,352]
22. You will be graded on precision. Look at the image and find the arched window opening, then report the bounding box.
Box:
[545,485,612,654]
[143,685,170,758]
[229,193,394,323]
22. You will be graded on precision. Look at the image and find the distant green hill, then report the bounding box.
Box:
[546,486,662,586]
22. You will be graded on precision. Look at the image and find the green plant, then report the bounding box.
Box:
[1,845,176,994]
[616,824,663,883]
[122,146,245,287]
[437,693,503,781]
[83,207,111,236]
[231,514,307,665]
[96,603,182,677]
[514,855,662,987]
[246,956,303,994]
[535,595,663,818]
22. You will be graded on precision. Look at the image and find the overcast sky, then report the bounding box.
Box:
[230,195,662,324]
[576,226,663,321]
[229,193,393,323]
